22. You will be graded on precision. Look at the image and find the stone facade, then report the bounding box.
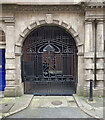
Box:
[0,0,105,97]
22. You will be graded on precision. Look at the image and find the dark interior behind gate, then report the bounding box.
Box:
[21,26,78,95]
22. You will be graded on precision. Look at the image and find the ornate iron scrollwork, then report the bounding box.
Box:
[22,26,77,95]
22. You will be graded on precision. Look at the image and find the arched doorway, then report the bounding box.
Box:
[21,26,78,95]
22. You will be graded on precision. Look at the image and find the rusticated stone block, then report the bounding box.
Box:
[6,80,15,85]
[6,74,15,80]
[85,74,94,80]
[5,53,15,59]
[4,87,16,97]
[97,52,105,58]
[5,64,15,70]
[4,84,24,97]
[96,74,105,81]
[96,63,104,69]
[84,63,94,69]
[84,52,94,58]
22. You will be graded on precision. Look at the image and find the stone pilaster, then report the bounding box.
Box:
[84,19,94,96]
[77,53,84,96]
[4,17,23,96]
[84,18,105,97]
[4,18,15,96]
[85,19,94,52]
[94,19,104,96]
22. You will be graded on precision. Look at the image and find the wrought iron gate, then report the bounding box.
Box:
[22,26,78,95]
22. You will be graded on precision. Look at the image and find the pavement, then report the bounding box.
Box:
[74,94,104,119]
[0,95,104,119]
[0,95,33,119]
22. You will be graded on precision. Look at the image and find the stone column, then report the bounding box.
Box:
[77,52,84,96]
[4,18,16,96]
[94,19,104,96]
[84,19,94,96]
[96,19,104,52]
[85,19,93,52]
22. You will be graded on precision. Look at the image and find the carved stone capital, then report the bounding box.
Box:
[96,18,105,23]
[0,17,15,26]
[85,18,95,23]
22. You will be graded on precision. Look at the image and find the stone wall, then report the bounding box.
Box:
[84,7,105,96]
[0,3,104,97]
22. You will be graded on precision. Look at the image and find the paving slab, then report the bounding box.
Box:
[0,103,14,113]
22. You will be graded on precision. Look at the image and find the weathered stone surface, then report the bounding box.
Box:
[6,80,15,86]
[0,2,104,97]
[96,74,105,81]
[85,74,94,80]
[5,53,15,59]
[5,64,15,70]
[4,84,24,97]
[6,74,15,80]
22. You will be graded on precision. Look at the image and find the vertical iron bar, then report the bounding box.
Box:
[89,79,93,101]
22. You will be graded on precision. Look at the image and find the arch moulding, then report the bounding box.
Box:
[15,18,84,56]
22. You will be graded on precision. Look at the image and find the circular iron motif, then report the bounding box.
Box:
[51,101,62,106]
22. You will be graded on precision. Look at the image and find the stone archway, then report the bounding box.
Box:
[15,19,83,49]
[15,19,84,95]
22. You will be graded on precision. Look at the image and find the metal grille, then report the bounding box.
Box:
[22,26,78,95]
